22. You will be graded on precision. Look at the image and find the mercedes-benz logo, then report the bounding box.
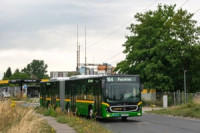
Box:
[123,107,126,111]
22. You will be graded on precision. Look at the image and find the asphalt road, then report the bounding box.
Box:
[99,113,200,133]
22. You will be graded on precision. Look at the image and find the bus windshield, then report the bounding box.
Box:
[105,82,140,103]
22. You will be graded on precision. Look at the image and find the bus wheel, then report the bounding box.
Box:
[121,117,127,121]
[88,107,93,119]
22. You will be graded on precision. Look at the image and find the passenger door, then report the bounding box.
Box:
[94,83,102,117]
[71,84,76,113]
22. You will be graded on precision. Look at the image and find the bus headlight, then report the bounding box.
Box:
[137,112,141,116]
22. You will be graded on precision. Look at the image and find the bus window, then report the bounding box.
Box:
[77,85,81,99]
[65,85,71,99]
[80,84,86,100]
[86,85,94,100]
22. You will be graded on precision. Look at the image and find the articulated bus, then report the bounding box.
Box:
[40,75,143,120]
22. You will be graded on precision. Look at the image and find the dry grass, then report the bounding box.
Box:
[194,94,200,105]
[0,100,54,133]
[147,101,200,118]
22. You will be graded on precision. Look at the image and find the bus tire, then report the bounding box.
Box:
[121,117,127,121]
[88,107,93,119]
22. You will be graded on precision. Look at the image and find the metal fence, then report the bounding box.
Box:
[142,91,200,107]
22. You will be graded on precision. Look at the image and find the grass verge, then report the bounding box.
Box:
[0,100,55,133]
[36,106,112,133]
[146,102,200,118]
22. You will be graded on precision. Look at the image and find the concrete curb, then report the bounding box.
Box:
[38,114,76,133]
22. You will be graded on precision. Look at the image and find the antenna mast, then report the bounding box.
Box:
[76,24,79,73]
[85,26,87,75]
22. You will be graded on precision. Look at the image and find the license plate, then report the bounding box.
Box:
[113,114,120,116]
[121,114,129,116]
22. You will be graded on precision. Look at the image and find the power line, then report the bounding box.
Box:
[105,0,200,65]
[109,59,123,64]
[101,0,158,64]
[87,22,130,48]
[194,8,200,15]
[87,0,158,49]
[143,0,158,12]
[194,8,200,25]
[105,52,124,62]
[107,0,200,66]
[70,1,158,66]
[180,0,190,8]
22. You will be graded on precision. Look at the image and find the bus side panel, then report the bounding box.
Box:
[76,102,93,116]
[51,82,59,108]
[101,103,109,118]
[40,82,49,107]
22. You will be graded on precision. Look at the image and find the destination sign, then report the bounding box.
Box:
[24,79,41,83]
[88,79,93,83]
[9,79,41,84]
[106,77,137,82]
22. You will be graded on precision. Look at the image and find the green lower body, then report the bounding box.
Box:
[102,110,142,118]
[101,104,142,118]
[40,99,142,119]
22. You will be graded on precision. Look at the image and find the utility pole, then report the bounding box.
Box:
[76,24,79,73]
[79,45,80,72]
[85,26,87,75]
[184,70,187,103]
[105,64,107,74]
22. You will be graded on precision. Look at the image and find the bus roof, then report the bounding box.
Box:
[50,77,70,81]
[69,75,102,80]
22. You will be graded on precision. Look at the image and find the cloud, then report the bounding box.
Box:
[0,0,200,79]
[0,49,77,78]
[0,0,132,52]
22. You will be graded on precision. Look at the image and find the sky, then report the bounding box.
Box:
[0,0,200,79]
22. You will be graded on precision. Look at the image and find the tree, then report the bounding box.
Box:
[3,67,12,80]
[9,72,29,80]
[22,60,49,79]
[115,4,200,92]
[14,69,20,73]
[9,68,29,80]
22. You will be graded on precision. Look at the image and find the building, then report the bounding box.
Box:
[50,71,68,78]
[50,71,78,78]
[79,65,96,75]
[79,63,115,75]
[97,63,115,75]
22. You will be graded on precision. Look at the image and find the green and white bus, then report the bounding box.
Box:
[40,75,143,120]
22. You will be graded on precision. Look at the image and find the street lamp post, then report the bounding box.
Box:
[184,70,187,103]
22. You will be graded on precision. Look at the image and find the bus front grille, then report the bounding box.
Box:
[110,105,138,112]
